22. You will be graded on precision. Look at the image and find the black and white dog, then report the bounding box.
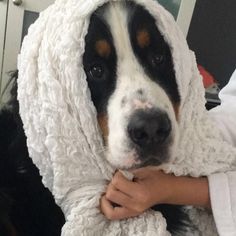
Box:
[0,2,190,235]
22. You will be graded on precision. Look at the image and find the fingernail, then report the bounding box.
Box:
[119,170,134,181]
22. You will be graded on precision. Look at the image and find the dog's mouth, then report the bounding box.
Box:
[121,144,171,170]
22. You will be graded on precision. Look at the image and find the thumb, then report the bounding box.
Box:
[119,170,134,181]
[131,166,163,178]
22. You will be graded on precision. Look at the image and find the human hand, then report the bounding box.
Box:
[100,166,210,220]
[100,167,174,220]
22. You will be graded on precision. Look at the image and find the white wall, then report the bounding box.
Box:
[0,0,8,94]
[177,0,196,37]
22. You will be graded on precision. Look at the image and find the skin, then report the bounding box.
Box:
[100,166,211,220]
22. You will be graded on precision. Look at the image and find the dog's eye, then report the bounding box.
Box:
[89,64,104,79]
[151,54,165,67]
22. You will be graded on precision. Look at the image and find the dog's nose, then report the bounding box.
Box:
[127,109,171,149]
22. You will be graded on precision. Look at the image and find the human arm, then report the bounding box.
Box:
[100,167,211,220]
[101,168,236,236]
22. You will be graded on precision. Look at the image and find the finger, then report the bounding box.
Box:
[112,171,139,195]
[130,166,151,175]
[111,206,140,220]
[100,195,113,215]
[106,184,134,209]
[100,196,140,220]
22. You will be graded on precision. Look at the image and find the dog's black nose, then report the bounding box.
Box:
[127,109,171,149]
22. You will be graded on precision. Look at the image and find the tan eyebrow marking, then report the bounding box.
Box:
[95,40,111,58]
[137,29,151,48]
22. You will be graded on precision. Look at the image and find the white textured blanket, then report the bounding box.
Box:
[17,0,236,235]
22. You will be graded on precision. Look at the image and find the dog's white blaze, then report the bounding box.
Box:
[104,3,178,168]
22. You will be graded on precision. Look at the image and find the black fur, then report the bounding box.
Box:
[0,72,65,236]
[83,8,117,114]
[152,204,191,234]
[129,3,180,104]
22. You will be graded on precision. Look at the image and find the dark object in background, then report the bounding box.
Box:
[187,0,236,89]
[0,72,65,236]
[206,101,220,111]
[198,65,221,110]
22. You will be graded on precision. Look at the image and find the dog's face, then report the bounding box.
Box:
[83,1,180,169]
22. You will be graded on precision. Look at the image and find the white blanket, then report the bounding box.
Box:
[17,0,236,235]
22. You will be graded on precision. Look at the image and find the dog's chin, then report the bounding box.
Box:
[106,150,141,170]
[139,156,169,167]
[107,149,171,170]
[138,149,172,166]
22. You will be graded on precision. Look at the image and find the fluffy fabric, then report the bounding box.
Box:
[17,0,236,235]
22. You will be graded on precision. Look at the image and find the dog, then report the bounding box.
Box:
[0,1,190,235]
[83,1,180,169]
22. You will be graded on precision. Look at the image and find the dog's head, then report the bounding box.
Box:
[83,1,180,169]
